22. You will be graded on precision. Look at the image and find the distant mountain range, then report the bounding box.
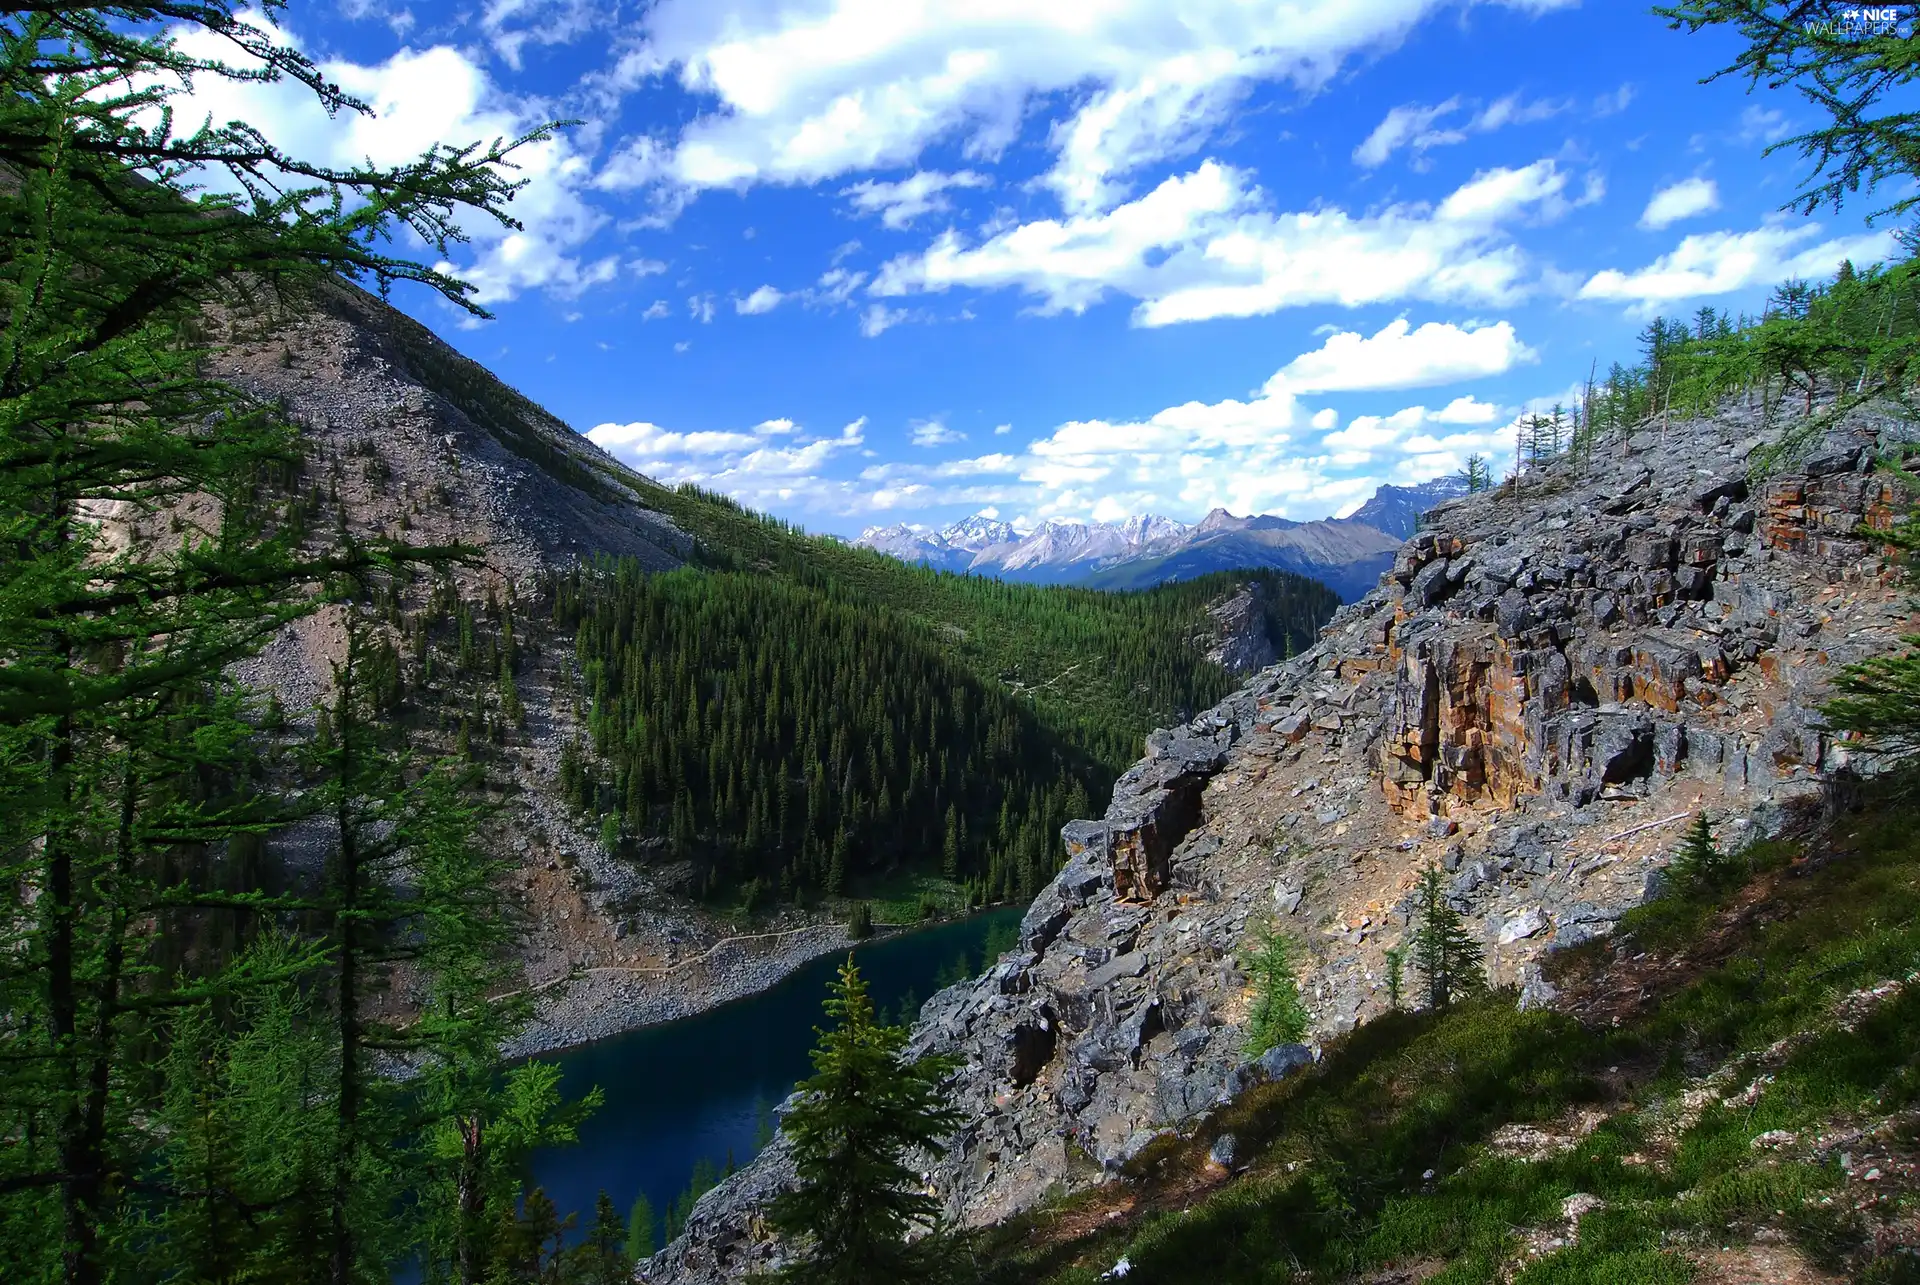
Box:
[854,476,1468,601]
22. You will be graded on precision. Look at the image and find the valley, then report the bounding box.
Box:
[8,4,1920,1285]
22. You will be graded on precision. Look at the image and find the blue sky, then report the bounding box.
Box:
[195,1,1903,536]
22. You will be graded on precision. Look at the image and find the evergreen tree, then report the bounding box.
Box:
[1384,944,1407,1010]
[1459,454,1493,493]
[1668,811,1732,891]
[767,959,963,1285]
[1241,926,1311,1056]
[1411,867,1486,1011]
[626,1192,657,1262]
[1660,1,1920,222]
[574,1192,632,1285]
[0,2,569,1278]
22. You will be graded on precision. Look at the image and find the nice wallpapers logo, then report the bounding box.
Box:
[1806,5,1910,36]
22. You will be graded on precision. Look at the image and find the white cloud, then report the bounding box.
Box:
[642,299,671,320]
[1267,319,1536,394]
[993,423,1012,435]
[1739,104,1791,144]
[586,422,764,455]
[340,0,416,38]
[158,22,616,307]
[843,170,991,229]
[688,293,717,323]
[1579,221,1898,309]
[1353,91,1566,169]
[587,416,869,510]
[1471,92,1567,132]
[1640,177,1719,230]
[859,302,908,337]
[910,420,965,448]
[481,0,605,69]
[1433,394,1502,424]
[736,284,785,314]
[1593,84,1634,117]
[1353,97,1464,168]
[613,0,1576,213]
[872,158,1580,326]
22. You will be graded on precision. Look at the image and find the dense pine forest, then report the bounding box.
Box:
[549,562,1331,904]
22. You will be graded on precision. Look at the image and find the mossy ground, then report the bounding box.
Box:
[952,787,1920,1284]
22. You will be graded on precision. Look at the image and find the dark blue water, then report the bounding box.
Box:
[527,908,1022,1248]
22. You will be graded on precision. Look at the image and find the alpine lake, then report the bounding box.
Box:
[526,907,1023,1250]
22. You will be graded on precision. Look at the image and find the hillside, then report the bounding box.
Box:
[639,395,1916,1282]
[204,281,1340,1034]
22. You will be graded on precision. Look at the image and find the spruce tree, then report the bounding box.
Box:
[1412,867,1486,1011]
[1241,926,1311,1056]
[1384,944,1407,1010]
[575,1192,633,1285]
[767,959,963,1285]
[1668,812,1731,891]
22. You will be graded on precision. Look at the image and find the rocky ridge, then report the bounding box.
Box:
[203,285,873,1037]
[854,494,1421,600]
[642,404,1912,1283]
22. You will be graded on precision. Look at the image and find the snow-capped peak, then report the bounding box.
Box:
[938,513,1018,551]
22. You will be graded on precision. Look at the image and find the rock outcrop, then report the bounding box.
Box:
[642,406,1913,1283]
[1199,580,1280,675]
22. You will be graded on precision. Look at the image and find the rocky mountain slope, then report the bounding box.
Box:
[204,286,894,1044]
[200,282,1336,1054]
[642,403,1911,1283]
[1078,507,1404,601]
[854,486,1448,601]
[1347,474,1471,539]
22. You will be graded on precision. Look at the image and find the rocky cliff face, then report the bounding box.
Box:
[1198,581,1279,675]
[642,405,1912,1284]
[203,286,861,1039]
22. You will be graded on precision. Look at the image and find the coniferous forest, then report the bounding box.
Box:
[551,562,1332,905]
[12,0,1920,1283]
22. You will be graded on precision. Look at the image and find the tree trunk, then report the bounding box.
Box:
[331,672,363,1285]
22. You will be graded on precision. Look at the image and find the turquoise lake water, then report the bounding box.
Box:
[527,907,1022,1249]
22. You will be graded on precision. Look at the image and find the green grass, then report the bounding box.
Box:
[849,868,974,926]
[959,791,1920,1284]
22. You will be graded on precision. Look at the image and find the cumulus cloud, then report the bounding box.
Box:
[872,158,1582,326]
[586,417,869,510]
[610,0,1574,214]
[1640,177,1718,230]
[1266,319,1536,394]
[736,285,785,314]
[1580,221,1897,309]
[159,16,614,307]
[843,170,991,229]
[910,420,965,447]
[829,316,1543,523]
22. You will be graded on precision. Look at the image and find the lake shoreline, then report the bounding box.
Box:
[523,906,1027,1249]
[503,922,859,1060]
[504,905,1023,1060]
